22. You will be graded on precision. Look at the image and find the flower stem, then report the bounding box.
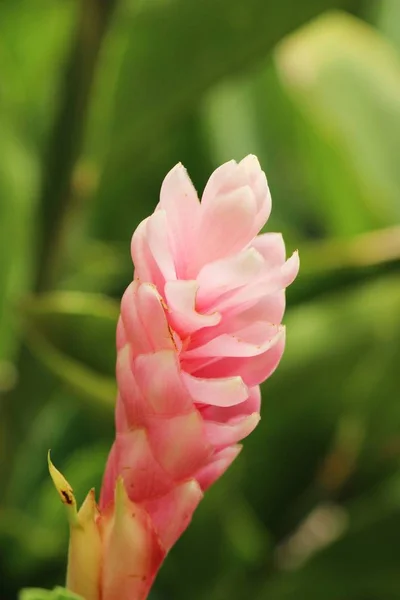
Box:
[36,0,117,292]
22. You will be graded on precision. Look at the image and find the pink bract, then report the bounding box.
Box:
[97,155,299,599]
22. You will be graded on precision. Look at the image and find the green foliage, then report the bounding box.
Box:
[89,0,357,241]
[275,11,400,236]
[0,0,399,599]
[21,291,118,406]
[19,587,83,600]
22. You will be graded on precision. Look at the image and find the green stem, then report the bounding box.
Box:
[36,0,117,292]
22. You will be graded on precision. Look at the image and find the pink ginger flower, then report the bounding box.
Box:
[50,156,299,600]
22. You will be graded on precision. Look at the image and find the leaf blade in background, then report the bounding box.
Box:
[376,0,400,52]
[21,292,118,407]
[0,0,75,362]
[0,0,77,148]
[88,0,358,241]
[0,0,81,491]
[275,11,400,236]
[0,121,38,363]
[2,1,400,599]
[19,588,83,600]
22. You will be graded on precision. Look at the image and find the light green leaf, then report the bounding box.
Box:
[0,0,76,362]
[275,11,400,236]
[0,120,38,363]
[0,1,77,146]
[19,587,83,600]
[376,0,400,52]
[201,78,262,165]
[299,225,400,277]
[19,591,53,600]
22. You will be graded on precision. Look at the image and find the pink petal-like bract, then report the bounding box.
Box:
[67,156,299,600]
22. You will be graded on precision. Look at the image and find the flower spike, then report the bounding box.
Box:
[51,156,299,600]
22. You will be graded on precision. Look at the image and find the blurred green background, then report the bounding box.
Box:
[1,0,400,598]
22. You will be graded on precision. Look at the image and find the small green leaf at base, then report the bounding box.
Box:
[19,587,83,600]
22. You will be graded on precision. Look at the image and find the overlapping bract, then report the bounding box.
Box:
[56,156,298,600]
[96,156,299,597]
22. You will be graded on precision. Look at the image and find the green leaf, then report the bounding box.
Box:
[242,274,400,533]
[88,0,358,240]
[275,11,400,236]
[0,120,38,363]
[259,499,400,599]
[59,241,131,295]
[0,0,77,365]
[21,292,118,407]
[376,0,400,52]
[0,1,76,147]
[299,225,400,276]
[200,62,307,241]
[19,591,53,600]
[19,587,83,600]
